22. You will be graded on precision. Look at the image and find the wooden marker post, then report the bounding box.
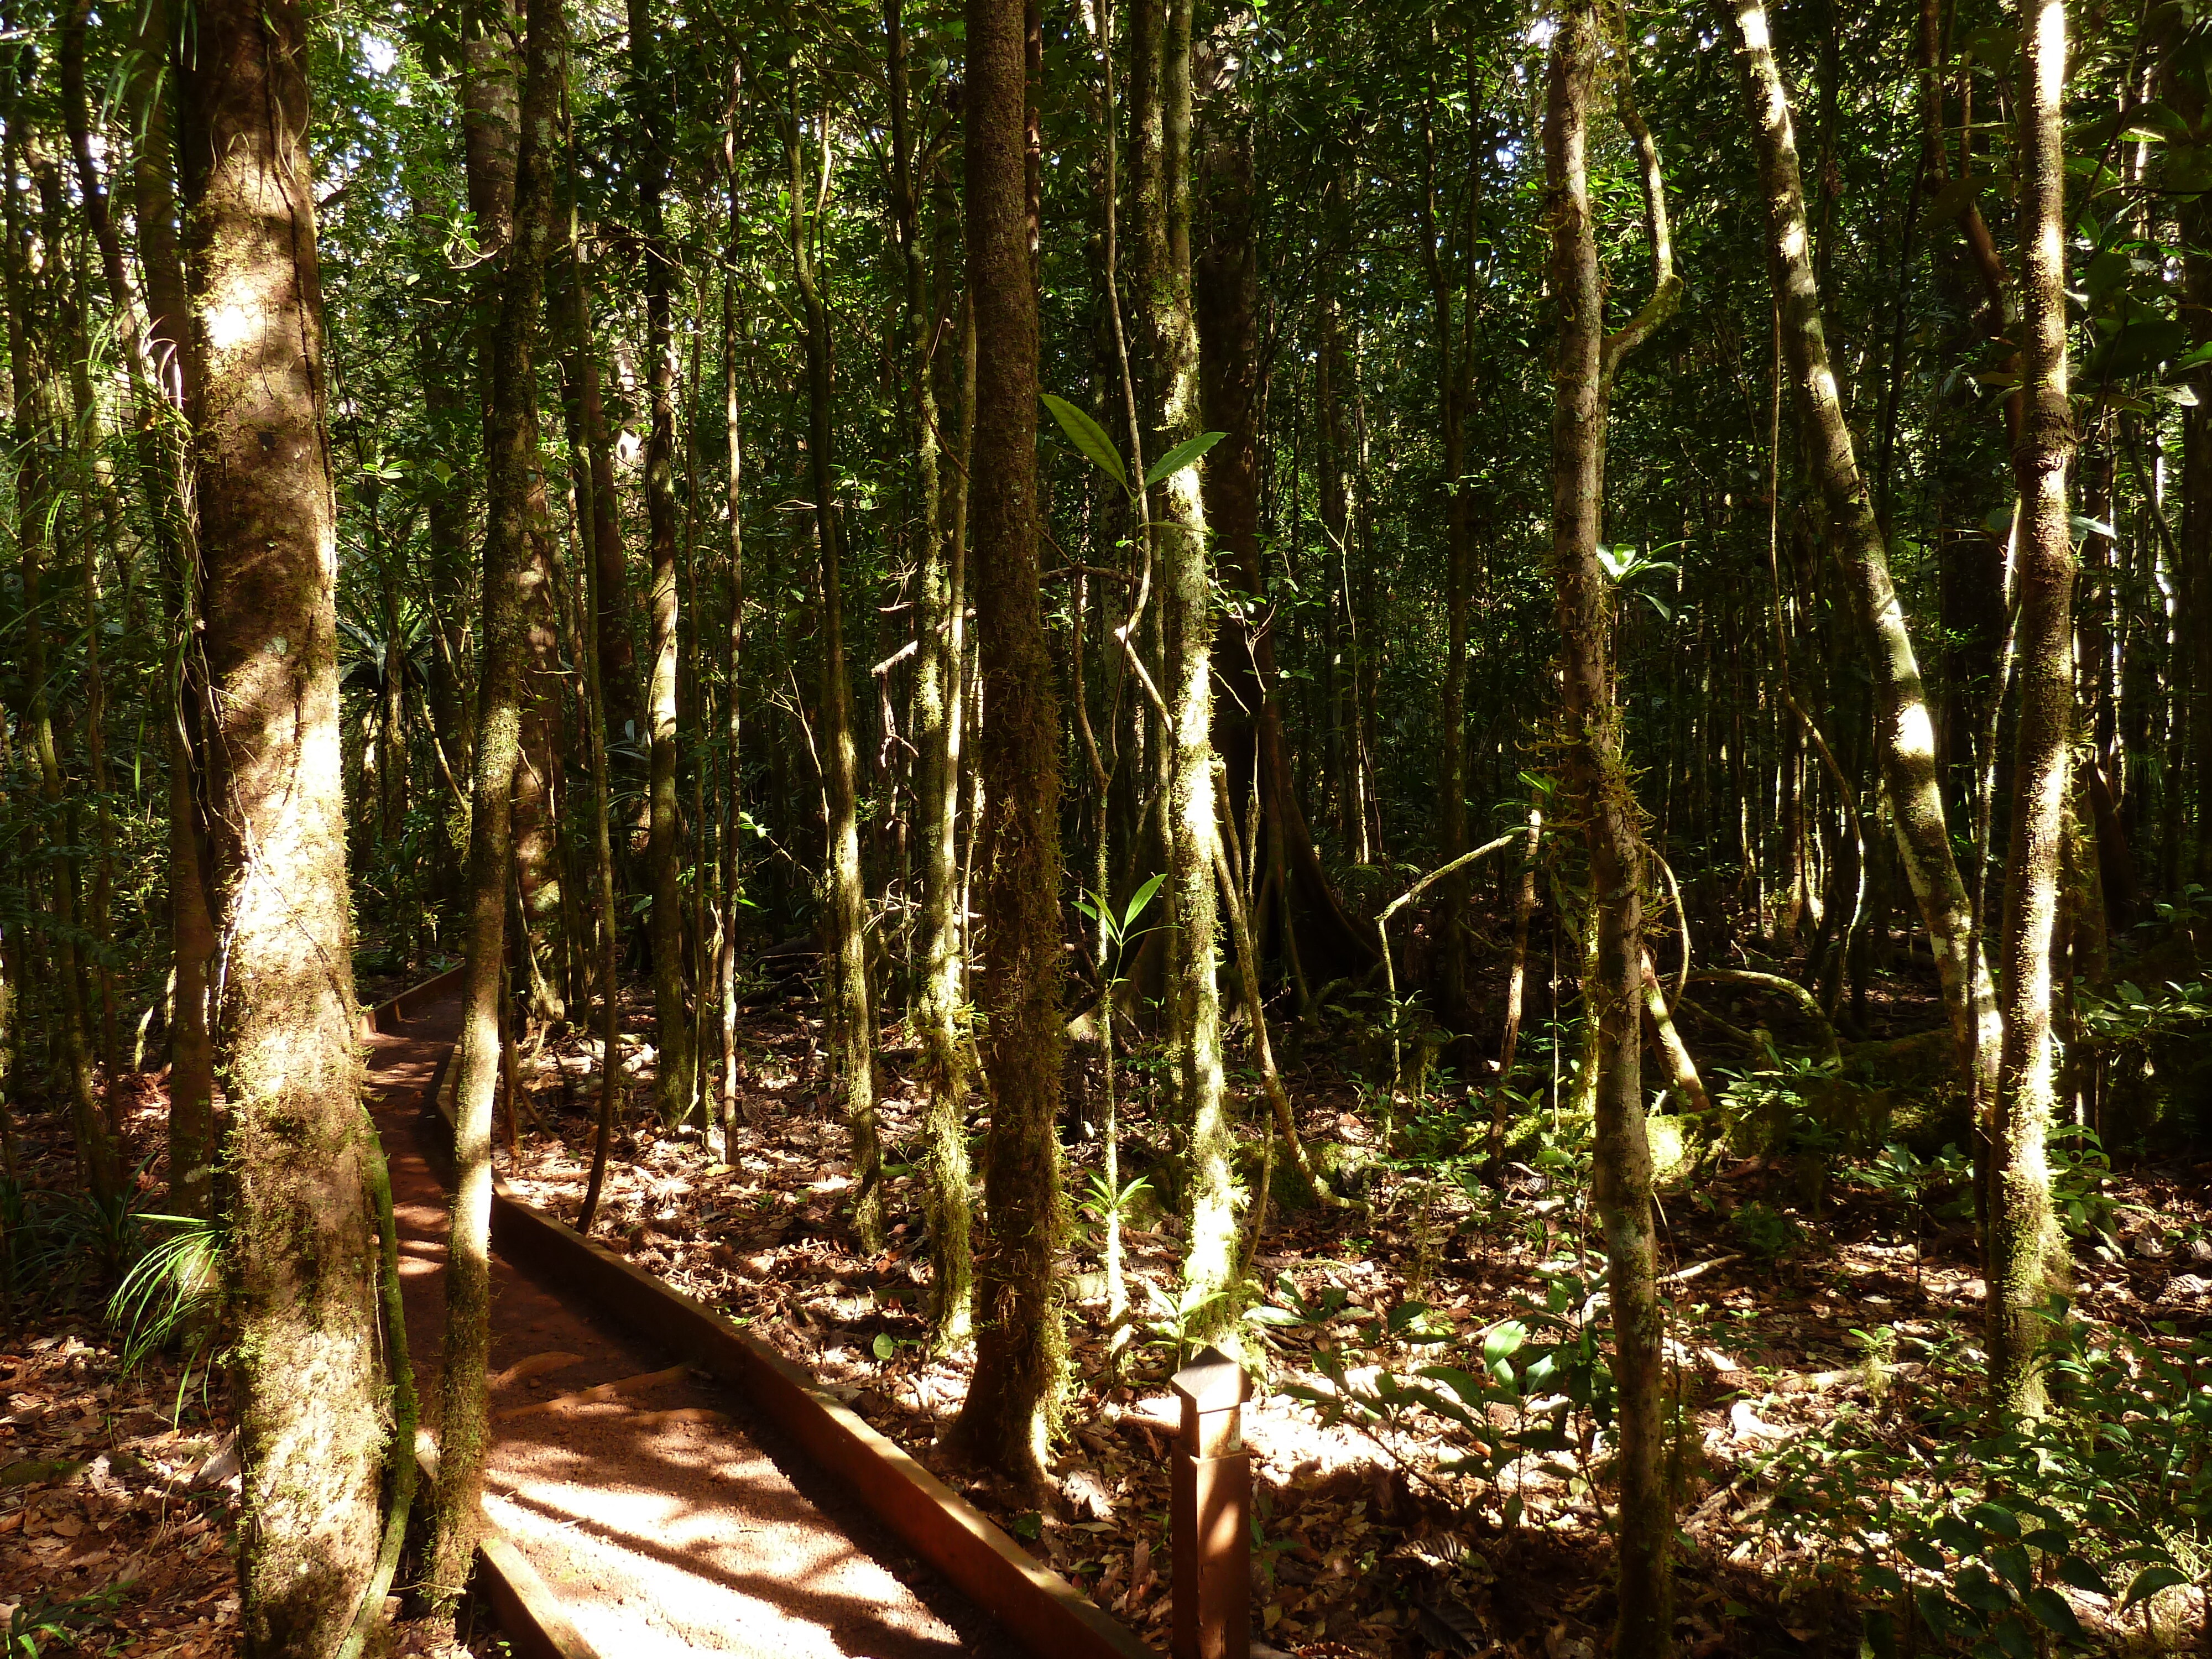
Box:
[1170,1346,1250,1659]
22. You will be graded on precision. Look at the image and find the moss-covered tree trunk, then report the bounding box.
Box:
[1136,0,1237,1345]
[948,0,1066,1484]
[176,2,382,1645]
[787,70,885,1253]
[1544,5,1670,1649]
[1987,0,2073,1420]
[891,0,973,1342]
[1731,0,1996,1113]
[425,0,561,1608]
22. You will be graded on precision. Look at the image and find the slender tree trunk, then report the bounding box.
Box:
[719,80,749,1162]
[0,108,117,1208]
[1730,0,1996,1111]
[787,79,884,1253]
[426,0,560,1607]
[1136,0,1237,1344]
[1545,7,1670,1649]
[176,2,383,1644]
[948,0,1067,1484]
[121,0,216,1215]
[891,0,973,1343]
[1987,0,2073,1420]
[565,265,626,1237]
[1418,45,1475,1031]
[626,0,692,1126]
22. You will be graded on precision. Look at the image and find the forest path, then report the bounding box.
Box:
[363,988,1014,1659]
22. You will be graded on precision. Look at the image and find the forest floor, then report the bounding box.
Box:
[489,968,2212,1659]
[4,1081,502,1658]
[8,950,2205,1656]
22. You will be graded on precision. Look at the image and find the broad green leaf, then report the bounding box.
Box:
[2122,1564,2189,1608]
[1482,1319,1528,1365]
[2054,1556,2109,1597]
[2022,1588,2085,1640]
[1142,429,1227,488]
[1966,1500,2021,1539]
[1042,394,1127,489]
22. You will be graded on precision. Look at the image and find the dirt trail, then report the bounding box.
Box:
[364,990,1016,1658]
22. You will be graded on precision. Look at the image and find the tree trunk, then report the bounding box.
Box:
[1986,0,2073,1421]
[947,0,1067,1485]
[1545,6,1670,1648]
[625,0,693,1126]
[718,79,750,1163]
[891,0,973,1344]
[426,0,560,1606]
[176,2,383,1644]
[788,74,884,1254]
[1731,0,1997,1112]
[1142,0,1237,1344]
[0,102,117,1209]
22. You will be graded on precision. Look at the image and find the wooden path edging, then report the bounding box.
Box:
[424,1040,1161,1659]
[361,962,467,1039]
[364,973,606,1659]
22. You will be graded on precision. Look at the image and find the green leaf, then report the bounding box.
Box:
[1123,872,1167,932]
[2054,1556,2109,1597]
[1042,394,1127,489]
[2122,1564,2189,1609]
[1989,1543,2033,1594]
[2022,1588,2085,1640]
[1416,1364,1492,1405]
[1914,1586,1958,1641]
[1901,1538,1947,1572]
[1966,1501,2021,1539]
[1143,429,1227,487]
[873,1332,897,1361]
[1953,1563,2011,1614]
[1482,1319,1529,1365]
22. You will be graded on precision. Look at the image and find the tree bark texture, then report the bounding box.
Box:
[176,3,382,1645]
[948,0,1067,1485]
[1545,7,1670,1650]
[1987,0,2073,1420]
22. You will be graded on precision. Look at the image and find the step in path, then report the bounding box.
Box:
[363,986,1019,1659]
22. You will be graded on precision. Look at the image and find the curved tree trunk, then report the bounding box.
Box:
[426,0,561,1608]
[1730,0,1997,1112]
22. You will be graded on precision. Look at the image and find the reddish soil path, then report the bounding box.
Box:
[363,990,1019,1658]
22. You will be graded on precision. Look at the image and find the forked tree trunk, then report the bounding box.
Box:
[948,0,1067,1485]
[1730,0,1996,1109]
[426,0,561,1608]
[176,1,384,1645]
[1544,6,1670,1649]
[1987,0,2073,1420]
